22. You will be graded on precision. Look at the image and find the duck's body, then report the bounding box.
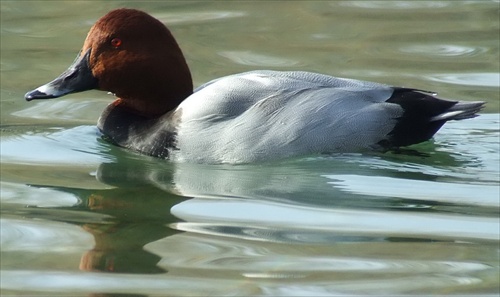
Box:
[178,70,400,163]
[25,8,484,164]
[97,69,482,163]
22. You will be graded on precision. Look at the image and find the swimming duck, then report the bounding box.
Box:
[25,8,484,163]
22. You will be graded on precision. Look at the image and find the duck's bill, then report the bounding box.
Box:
[25,49,98,101]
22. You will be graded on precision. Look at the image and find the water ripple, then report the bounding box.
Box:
[0,270,256,296]
[339,1,451,9]
[1,218,94,252]
[400,44,487,57]
[0,125,112,166]
[219,50,301,67]
[12,98,107,122]
[154,11,246,25]
[325,175,500,207]
[0,182,78,207]
[146,232,494,276]
[171,199,500,241]
[427,72,500,87]
[261,275,483,296]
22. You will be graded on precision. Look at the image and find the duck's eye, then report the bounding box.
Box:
[110,38,122,48]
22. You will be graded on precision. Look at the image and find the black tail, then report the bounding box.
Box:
[380,88,485,148]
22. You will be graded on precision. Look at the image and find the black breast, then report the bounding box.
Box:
[97,104,177,158]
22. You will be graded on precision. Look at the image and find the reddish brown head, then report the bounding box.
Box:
[26,8,193,117]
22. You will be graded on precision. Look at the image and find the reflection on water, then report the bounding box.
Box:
[1,116,499,295]
[1,0,499,296]
[339,1,453,9]
[399,44,488,57]
[428,72,500,88]
[328,175,499,207]
[154,10,247,25]
[218,50,302,67]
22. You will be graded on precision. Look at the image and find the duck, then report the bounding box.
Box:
[25,8,485,164]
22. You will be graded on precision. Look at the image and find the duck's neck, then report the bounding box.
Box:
[113,74,193,117]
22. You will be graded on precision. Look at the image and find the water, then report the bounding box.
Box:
[1,1,499,296]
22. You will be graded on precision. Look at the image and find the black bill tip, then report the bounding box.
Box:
[25,89,57,101]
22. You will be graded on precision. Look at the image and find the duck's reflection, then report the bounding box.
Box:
[27,160,183,275]
[71,158,342,275]
[24,137,490,276]
[79,221,167,274]
[27,154,347,275]
[83,163,184,274]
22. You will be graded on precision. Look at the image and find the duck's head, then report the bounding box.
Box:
[25,8,193,117]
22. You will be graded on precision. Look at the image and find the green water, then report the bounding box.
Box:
[1,1,499,296]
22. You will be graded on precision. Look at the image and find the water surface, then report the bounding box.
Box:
[1,1,499,296]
